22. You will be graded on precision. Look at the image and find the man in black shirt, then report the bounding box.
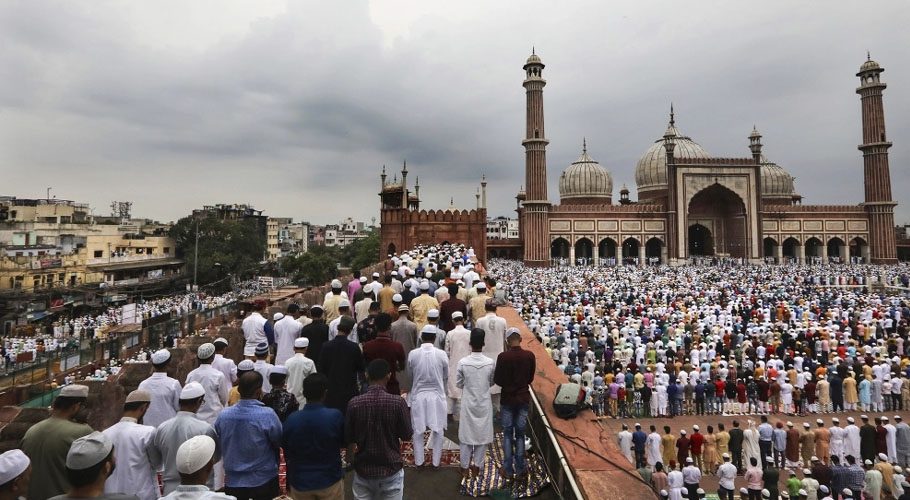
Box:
[301,306,329,363]
[728,420,744,472]
[318,316,366,415]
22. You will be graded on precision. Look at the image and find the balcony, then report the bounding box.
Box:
[87,254,183,270]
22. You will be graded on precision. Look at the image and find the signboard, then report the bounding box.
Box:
[39,258,62,269]
[61,353,80,372]
[121,303,139,325]
[147,269,163,279]
[104,294,128,303]
[258,276,274,291]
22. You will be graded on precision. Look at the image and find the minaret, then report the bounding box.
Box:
[856,54,897,263]
[749,125,763,163]
[400,160,409,209]
[481,174,488,210]
[521,49,551,266]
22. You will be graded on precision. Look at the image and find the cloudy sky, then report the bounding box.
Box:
[1,1,908,225]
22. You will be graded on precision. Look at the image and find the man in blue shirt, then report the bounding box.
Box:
[282,373,345,499]
[631,423,647,468]
[214,371,282,500]
[758,415,774,470]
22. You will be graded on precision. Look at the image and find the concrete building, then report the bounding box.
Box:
[487,217,520,239]
[492,51,898,265]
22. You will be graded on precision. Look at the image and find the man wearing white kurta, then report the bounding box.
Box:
[137,349,181,428]
[285,337,317,409]
[211,338,237,396]
[445,312,472,418]
[241,303,268,354]
[455,329,495,477]
[408,329,449,468]
[274,310,303,366]
[185,344,228,425]
[103,390,159,500]
[646,425,662,470]
[618,424,634,464]
[476,304,507,411]
[846,416,861,461]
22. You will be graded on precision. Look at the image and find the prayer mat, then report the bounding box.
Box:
[459,432,551,498]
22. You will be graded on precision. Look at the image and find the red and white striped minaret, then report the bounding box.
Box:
[521,49,551,266]
[856,53,898,263]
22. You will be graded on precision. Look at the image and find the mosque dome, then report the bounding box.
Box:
[559,141,613,204]
[859,57,881,73]
[634,111,709,199]
[760,156,799,203]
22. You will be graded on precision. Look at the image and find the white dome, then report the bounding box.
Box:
[760,157,798,202]
[559,145,613,204]
[635,119,709,198]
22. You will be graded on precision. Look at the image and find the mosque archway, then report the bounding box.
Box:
[574,238,593,265]
[645,238,663,264]
[688,224,714,256]
[782,237,800,260]
[551,238,569,261]
[805,237,823,262]
[597,238,618,261]
[763,237,778,261]
[849,237,869,263]
[827,237,845,262]
[687,184,747,258]
[621,237,640,264]
[387,243,397,256]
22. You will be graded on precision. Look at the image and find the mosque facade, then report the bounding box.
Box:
[496,51,899,266]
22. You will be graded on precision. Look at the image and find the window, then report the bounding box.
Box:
[94,250,103,258]
[58,273,65,280]
[163,247,170,254]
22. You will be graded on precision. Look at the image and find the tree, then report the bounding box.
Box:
[169,215,265,287]
[340,229,379,272]
[282,245,341,285]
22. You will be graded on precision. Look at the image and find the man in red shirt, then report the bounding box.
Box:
[714,378,726,414]
[689,425,705,472]
[363,313,406,395]
[494,328,535,479]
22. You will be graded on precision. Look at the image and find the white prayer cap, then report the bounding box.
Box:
[692,425,699,431]
[372,272,380,278]
[803,422,810,428]
[864,459,873,465]
[427,309,440,319]
[861,415,869,420]
[680,429,686,435]
[180,382,206,400]
[685,457,693,463]
[294,338,309,349]
[420,281,430,290]
[331,279,342,289]
[882,417,889,422]
[879,453,888,461]
[243,345,256,357]
[0,450,29,484]
[125,390,152,404]
[197,343,215,359]
[273,313,284,321]
[237,360,255,371]
[363,284,373,294]
[787,421,794,427]
[847,417,855,423]
[476,282,486,290]
[452,311,464,320]
[151,349,171,364]
[176,435,217,474]
[359,276,367,283]
[66,432,113,470]
[213,337,228,347]
[339,299,351,308]
[803,468,812,475]
[271,365,288,376]
[811,456,819,462]
[60,384,89,398]
[722,453,730,459]
[392,294,402,303]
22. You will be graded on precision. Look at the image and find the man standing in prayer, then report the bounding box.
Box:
[647,425,663,471]
[157,436,233,500]
[215,371,282,500]
[410,280,439,332]
[284,337,316,409]
[455,328,495,478]
[363,313,406,395]
[21,384,93,499]
[274,305,303,365]
[408,325,449,468]
[318,315,365,415]
[252,342,274,393]
[445,312,472,418]
[137,349,181,428]
[54,432,139,500]
[345,360,413,500]
[494,328,536,479]
[241,300,269,355]
[476,301,507,410]
[185,343,228,425]
[301,306,329,363]
[102,390,158,500]
[149,382,220,495]
[390,304,418,390]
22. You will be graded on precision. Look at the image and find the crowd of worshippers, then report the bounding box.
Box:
[486,260,910,420]
[618,414,910,500]
[0,244,537,500]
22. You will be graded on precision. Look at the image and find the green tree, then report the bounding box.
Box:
[169,215,266,287]
[340,229,380,272]
[282,244,341,285]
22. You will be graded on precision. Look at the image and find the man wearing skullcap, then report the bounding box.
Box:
[476,301,507,411]
[283,373,345,499]
[356,301,381,344]
[377,275,396,316]
[215,372,282,499]
[51,431,137,499]
[802,422,817,466]
[318,315,365,415]
[494,328,536,479]
[439,283,467,333]
[101,391,158,500]
[409,280,439,332]
[323,279,345,323]
[363,313,406,395]
[229,360,256,406]
[355,283,375,324]
[158,436,232,499]
[716,453,737,500]
[149,383,220,495]
[252,342,274,393]
[681,456,702,500]
[445,312,472,419]
[865,457,884,500]
[211,338,238,394]
[390,303,418,390]
[896,415,910,468]
[137,349,182,428]
[407,322,449,468]
[762,456,780,500]
[285,337,316,409]
[861,415,878,463]
[0,450,31,500]
[467,283,488,325]
[328,299,358,343]
[814,419,831,467]
[455,328,495,479]
[21,384,93,499]
[874,452,895,499]
[185,344,228,425]
[300,305,329,363]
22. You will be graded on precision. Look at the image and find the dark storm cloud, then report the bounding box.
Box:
[0,1,907,224]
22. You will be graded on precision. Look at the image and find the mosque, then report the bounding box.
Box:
[381,51,898,266]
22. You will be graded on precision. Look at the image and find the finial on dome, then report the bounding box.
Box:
[583,137,587,154]
[670,103,675,126]
[532,46,535,55]
[867,50,871,61]
[402,159,408,173]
